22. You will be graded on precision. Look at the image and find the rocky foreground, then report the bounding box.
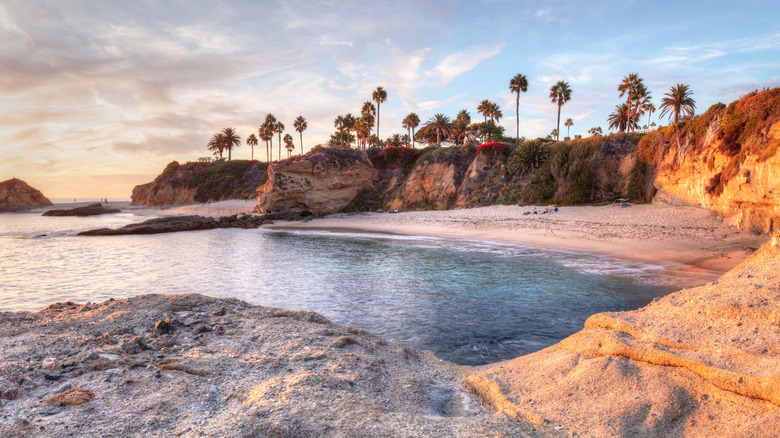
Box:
[2,244,778,437]
[0,295,543,437]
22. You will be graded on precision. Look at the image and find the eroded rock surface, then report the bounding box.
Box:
[0,178,53,212]
[0,294,541,437]
[468,242,780,437]
[255,147,378,216]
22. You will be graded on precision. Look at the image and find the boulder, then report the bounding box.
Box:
[0,178,53,212]
[42,203,121,216]
[254,147,377,216]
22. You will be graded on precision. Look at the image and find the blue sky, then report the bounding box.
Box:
[1,0,778,197]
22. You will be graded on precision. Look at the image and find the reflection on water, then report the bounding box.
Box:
[0,212,719,365]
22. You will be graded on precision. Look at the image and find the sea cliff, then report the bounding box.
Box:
[0,178,53,212]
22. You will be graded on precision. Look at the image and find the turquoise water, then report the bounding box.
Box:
[0,211,717,365]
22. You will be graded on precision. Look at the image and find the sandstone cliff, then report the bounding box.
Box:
[131,160,267,206]
[468,240,780,437]
[254,147,377,216]
[645,89,780,233]
[0,178,53,212]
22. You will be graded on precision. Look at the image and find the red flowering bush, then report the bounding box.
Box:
[476,142,511,157]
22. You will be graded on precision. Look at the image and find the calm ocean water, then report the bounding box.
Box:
[0,210,718,366]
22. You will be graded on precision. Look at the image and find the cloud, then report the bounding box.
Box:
[425,44,504,86]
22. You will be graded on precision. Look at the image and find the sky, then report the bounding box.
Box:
[1,0,779,198]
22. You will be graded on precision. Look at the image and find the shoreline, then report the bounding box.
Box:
[28,200,768,274]
[261,204,767,274]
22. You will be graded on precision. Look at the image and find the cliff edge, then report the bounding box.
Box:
[0,178,53,212]
[468,240,780,437]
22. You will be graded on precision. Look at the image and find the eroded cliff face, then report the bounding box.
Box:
[648,89,780,233]
[386,148,474,211]
[254,147,377,216]
[0,178,53,212]
[131,160,266,207]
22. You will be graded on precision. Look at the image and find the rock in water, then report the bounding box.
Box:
[42,203,121,216]
[254,146,377,216]
[0,178,53,212]
[77,214,264,236]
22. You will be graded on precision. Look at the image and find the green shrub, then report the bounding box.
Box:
[508,140,548,179]
[163,160,180,174]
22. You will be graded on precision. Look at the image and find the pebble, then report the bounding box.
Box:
[37,406,63,416]
[43,373,62,381]
[175,311,193,318]
[154,318,174,335]
[195,325,213,334]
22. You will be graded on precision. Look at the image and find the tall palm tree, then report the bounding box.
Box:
[264,114,277,161]
[293,115,307,156]
[372,86,387,148]
[618,73,644,132]
[221,127,241,160]
[477,100,491,123]
[549,81,572,141]
[207,132,225,159]
[342,113,356,148]
[361,101,376,149]
[334,115,345,146]
[283,133,294,157]
[564,118,574,138]
[275,121,285,160]
[259,124,273,162]
[509,73,529,145]
[643,102,656,130]
[404,113,420,149]
[355,117,369,149]
[246,133,258,161]
[659,84,696,124]
[422,113,454,146]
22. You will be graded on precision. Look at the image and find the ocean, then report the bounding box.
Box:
[0,209,717,366]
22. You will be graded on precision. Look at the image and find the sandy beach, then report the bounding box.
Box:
[260,204,767,274]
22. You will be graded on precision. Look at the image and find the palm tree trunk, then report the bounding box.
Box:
[299,132,303,156]
[278,134,281,160]
[270,138,273,162]
[228,147,232,161]
[556,103,562,141]
[412,127,416,148]
[376,105,380,148]
[515,94,520,146]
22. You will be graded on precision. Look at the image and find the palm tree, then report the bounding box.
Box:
[275,121,285,160]
[334,115,345,146]
[246,133,258,161]
[387,133,403,147]
[549,81,572,141]
[487,102,502,122]
[564,118,574,139]
[422,113,454,146]
[509,73,529,146]
[361,101,376,149]
[293,115,307,156]
[259,124,270,162]
[283,133,294,157]
[221,127,241,160]
[207,132,225,159]
[356,117,369,149]
[264,114,277,161]
[618,73,644,132]
[477,100,491,123]
[342,113,356,148]
[404,113,420,149]
[643,102,656,130]
[660,84,696,124]
[372,86,387,148]
[607,104,638,132]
